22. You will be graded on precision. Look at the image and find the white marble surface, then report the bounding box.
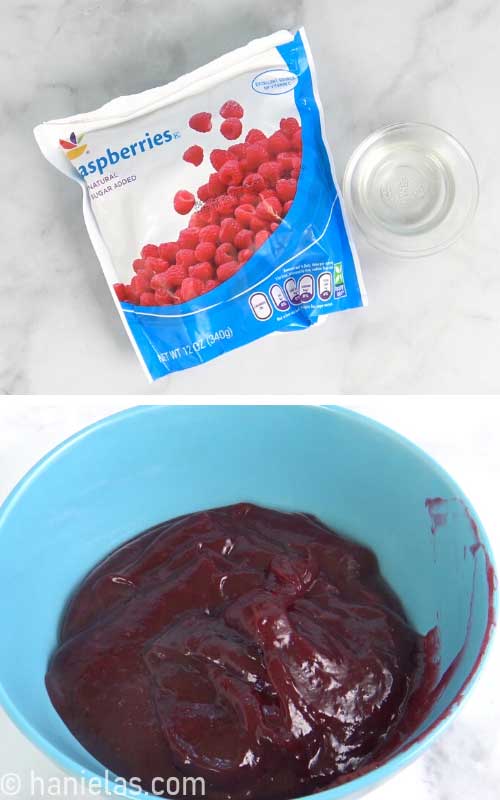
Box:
[0,397,499,799]
[1,0,500,394]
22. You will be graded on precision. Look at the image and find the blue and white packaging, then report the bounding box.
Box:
[34,28,366,381]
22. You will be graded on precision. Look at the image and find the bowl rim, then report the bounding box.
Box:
[0,403,496,800]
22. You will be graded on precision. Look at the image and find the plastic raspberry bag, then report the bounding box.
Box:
[34,29,366,381]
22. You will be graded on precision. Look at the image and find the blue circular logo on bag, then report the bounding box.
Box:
[252,69,298,95]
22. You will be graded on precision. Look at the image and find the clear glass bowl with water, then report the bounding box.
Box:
[342,123,479,257]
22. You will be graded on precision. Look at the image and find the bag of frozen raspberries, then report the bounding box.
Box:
[34,28,366,380]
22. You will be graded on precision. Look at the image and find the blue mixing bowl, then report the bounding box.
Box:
[0,405,496,800]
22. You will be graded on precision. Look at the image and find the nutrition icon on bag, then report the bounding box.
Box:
[318,272,333,300]
[269,284,290,311]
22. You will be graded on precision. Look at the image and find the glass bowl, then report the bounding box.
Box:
[342,122,479,257]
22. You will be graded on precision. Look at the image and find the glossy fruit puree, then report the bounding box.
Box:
[46,504,427,799]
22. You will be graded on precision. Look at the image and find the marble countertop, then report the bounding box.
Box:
[0,397,499,799]
[1,0,499,394]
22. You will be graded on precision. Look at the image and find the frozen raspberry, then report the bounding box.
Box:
[183,144,204,166]
[238,248,253,263]
[144,257,168,274]
[245,143,268,170]
[259,188,276,199]
[137,259,154,281]
[180,277,204,302]
[176,248,197,268]
[197,183,210,202]
[125,286,140,304]
[220,117,242,140]
[131,272,151,294]
[245,128,266,144]
[258,161,281,186]
[137,267,155,283]
[198,224,220,244]
[189,262,214,281]
[227,187,257,206]
[276,152,295,173]
[113,283,127,301]
[256,196,283,221]
[213,194,237,217]
[250,215,269,233]
[239,191,259,206]
[132,258,146,273]
[234,203,255,227]
[174,190,195,215]
[178,228,199,249]
[215,243,237,266]
[234,228,254,250]
[219,218,242,244]
[154,289,173,305]
[204,279,220,292]
[164,264,188,288]
[280,117,300,137]
[267,130,292,156]
[283,199,293,215]
[199,206,220,226]
[208,172,226,198]
[274,161,288,179]
[189,208,212,228]
[210,148,229,170]
[132,259,145,274]
[219,159,244,186]
[189,112,212,133]
[195,241,216,262]
[270,222,280,232]
[292,129,302,151]
[226,185,243,199]
[220,99,244,119]
[159,242,179,262]
[255,230,270,248]
[227,143,247,159]
[217,260,240,282]
[291,168,300,180]
[243,172,266,193]
[125,286,140,305]
[140,244,159,259]
[276,178,297,203]
[150,272,170,291]
[140,292,156,306]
